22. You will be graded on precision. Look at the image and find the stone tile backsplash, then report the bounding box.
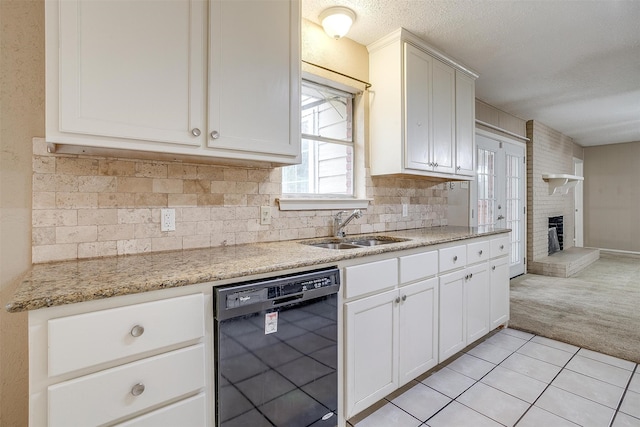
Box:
[31,139,448,263]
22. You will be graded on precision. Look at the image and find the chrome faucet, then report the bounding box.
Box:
[334,209,362,238]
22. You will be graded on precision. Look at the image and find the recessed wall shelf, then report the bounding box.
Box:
[542,174,584,195]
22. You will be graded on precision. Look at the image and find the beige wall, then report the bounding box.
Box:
[526,120,582,270]
[476,99,527,139]
[584,141,640,253]
[0,0,44,425]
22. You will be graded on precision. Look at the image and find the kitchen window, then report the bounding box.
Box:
[280,79,369,210]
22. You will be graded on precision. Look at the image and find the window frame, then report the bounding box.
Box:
[279,74,370,211]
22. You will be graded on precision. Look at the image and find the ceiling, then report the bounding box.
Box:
[302,0,640,147]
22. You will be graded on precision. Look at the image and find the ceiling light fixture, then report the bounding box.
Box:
[319,6,356,40]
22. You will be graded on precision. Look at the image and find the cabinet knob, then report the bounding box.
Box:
[210,130,220,139]
[457,165,461,171]
[191,128,201,137]
[395,297,401,304]
[130,325,145,338]
[131,383,145,396]
[434,162,439,167]
[500,245,504,250]
[453,255,458,262]
[465,274,469,280]
[469,273,473,279]
[492,266,496,271]
[402,295,407,302]
[479,250,483,256]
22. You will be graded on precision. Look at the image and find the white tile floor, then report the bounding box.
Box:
[349,328,640,427]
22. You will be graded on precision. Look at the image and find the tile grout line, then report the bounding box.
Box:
[608,363,639,427]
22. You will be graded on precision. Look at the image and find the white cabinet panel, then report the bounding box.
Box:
[439,244,467,273]
[438,269,466,361]
[48,293,204,377]
[491,236,511,258]
[465,262,490,344]
[208,0,299,158]
[467,240,491,265]
[490,256,510,329]
[405,43,432,171]
[48,344,205,427]
[399,250,438,284]
[345,258,398,299]
[53,0,206,146]
[431,59,456,175]
[114,393,206,427]
[455,70,476,176]
[345,289,398,418]
[398,278,438,386]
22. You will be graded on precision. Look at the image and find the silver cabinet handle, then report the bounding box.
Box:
[191,128,201,137]
[500,245,504,250]
[453,255,458,262]
[130,325,144,338]
[131,383,145,396]
[434,162,439,167]
[402,295,407,302]
[210,130,220,139]
[395,297,401,304]
[469,273,473,279]
[479,250,483,256]
[492,266,496,271]
[497,215,505,220]
[457,165,461,171]
[465,274,469,280]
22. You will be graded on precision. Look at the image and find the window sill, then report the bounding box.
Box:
[276,198,371,211]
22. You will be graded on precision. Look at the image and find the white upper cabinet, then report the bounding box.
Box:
[368,28,478,180]
[46,0,301,165]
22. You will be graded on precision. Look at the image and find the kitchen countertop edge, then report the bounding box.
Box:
[5,226,510,313]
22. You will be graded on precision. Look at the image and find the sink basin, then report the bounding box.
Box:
[304,236,410,250]
[309,242,362,250]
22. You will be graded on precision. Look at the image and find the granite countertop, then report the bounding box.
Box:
[5,226,509,312]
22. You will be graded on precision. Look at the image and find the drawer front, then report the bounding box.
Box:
[490,235,511,258]
[439,245,467,273]
[48,344,205,427]
[345,258,398,299]
[48,293,204,377]
[467,240,491,265]
[399,251,438,284]
[114,393,206,427]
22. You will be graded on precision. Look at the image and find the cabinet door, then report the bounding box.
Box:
[208,0,300,158]
[439,269,466,361]
[490,256,510,329]
[54,0,206,146]
[431,59,456,174]
[345,290,398,418]
[404,43,432,171]
[465,262,490,344]
[398,278,438,386]
[455,70,476,176]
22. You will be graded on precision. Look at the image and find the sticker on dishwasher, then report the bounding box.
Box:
[265,312,278,334]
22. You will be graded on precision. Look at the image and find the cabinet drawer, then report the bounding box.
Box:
[491,235,511,258]
[399,251,438,284]
[467,240,491,265]
[48,344,205,427]
[48,293,204,377]
[345,258,398,299]
[439,245,467,273]
[114,393,206,427]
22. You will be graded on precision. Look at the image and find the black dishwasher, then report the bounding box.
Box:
[214,267,340,427]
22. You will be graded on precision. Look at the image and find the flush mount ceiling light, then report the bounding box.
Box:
[319,6,356,39]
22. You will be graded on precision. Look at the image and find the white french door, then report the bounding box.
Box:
[473,132,526,277]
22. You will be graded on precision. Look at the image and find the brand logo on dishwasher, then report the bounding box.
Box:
[239,296,251,302]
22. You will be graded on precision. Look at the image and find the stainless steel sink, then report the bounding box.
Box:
[309,242,362,250]
[304,236,410,250]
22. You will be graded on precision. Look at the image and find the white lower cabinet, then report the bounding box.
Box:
[345,279,438,419]
[345,289,398,418]
[465,262,491,345]
[490,255,510,329]
[29,292,208,427]
[398,278,439,386]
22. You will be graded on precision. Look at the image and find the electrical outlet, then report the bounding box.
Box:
[161,208,176,231]
[402,203,408,217]
[260,206,271,225]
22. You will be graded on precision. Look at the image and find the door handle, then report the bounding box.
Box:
[497,215,505,220]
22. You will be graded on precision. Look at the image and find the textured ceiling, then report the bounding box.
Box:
[302,0,640,146]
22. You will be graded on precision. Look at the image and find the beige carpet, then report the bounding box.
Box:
[509,252,640,364]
